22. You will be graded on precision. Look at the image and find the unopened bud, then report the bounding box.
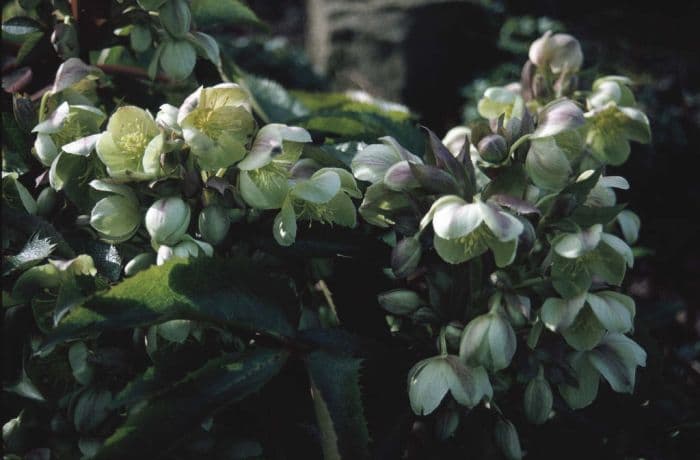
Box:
[444,321,464,351]
[524,370,553,425]
[391,236,422,277]
[198,205,230,245]
[494,418,523,460]
[124,252,156,276]
[477,134,508,163]
[145,197,191,245]
[377,289,422,315]
[459,310,516,371]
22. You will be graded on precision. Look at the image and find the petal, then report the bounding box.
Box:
[350,143,402,183]
[272,199,297,247]
[601,233,634,268]
[327,192,357,227]
[586,291,635,333]
[62,133,101,156]
[532,99,585,139]
[434,232,488,265]
[433,201,482,240]
[292,170,341,204]
[478,202,524,242]
[554,224,602,258]
[540,293,587,331]
[384,160,420,191]
[32,102,69,133]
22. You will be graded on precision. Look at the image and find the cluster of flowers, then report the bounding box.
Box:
[31,82,360,273]
[352,31,650,455]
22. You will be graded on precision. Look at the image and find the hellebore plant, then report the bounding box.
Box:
[4,11,654,457]
[349,30,650,457]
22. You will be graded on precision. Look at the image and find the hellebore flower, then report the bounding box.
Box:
[584,101,651,165]
[145,196,191,246]
[238,123,312,209]
[419,195,524,266]
[407,355,492,415]
[350,135,423,185]
[528,31,583,73]
[477,86,523,121]
[582,172,629,207]
[550,224,634,298]
[32,101,106,166]
[89,180,141,243]
[180,84,256,170]
[540,290,636,351]
[95,106,162,180]
[559,333,646,409]
[587,76,636,110]
[459,309,517,371]
[272,167,360,246]
[155,103,181,135]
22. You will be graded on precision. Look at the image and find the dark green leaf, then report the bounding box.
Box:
[569,204,626,227]
[16,31,44,64]
[238,73,309,123]
[306,350,370,460]
[191,0,266,30]
[94,348,288,460]
[41,258,297,351]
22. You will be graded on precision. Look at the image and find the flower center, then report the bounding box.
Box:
[117,122,151,160]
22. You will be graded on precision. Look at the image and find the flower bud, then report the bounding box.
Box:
[524,370,553,425]
[145,197,191,245]
[36,187,57,216]
[156,238,213,265]
[391,235,422,277]
[444,321,464,351]
[494,418,523,460]
[159,0,191,38]
[459,310,516,371]
[532,73,551,100]
[529,31,583,74]
[477,134,508,163]
[124,252,156,276]
[198,205,230,245]
[377,289,422,315]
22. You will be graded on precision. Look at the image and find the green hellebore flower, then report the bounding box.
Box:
[525,131,586,191]
[540,290,636,351]
[459,309,517,371]
[584,101,651,165]
[616,210,641,244]
[528,30,583,73]
[238,123,312,210]
[583,173,629,207]
[420,195,524,266]
[587,76,636,110]
[89,180,140,243]
[351,136,423,185]
[95,106,162,180]
[272,168,360,246]
[551,224,634,297]
[156,236,213,265]
[530,99,585,140]
[587,332,646,394]
[32,101,106,167]
[477,86,524,121]
[145,197,191,246]
[407,355,492,415]
[181,84,256,171]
